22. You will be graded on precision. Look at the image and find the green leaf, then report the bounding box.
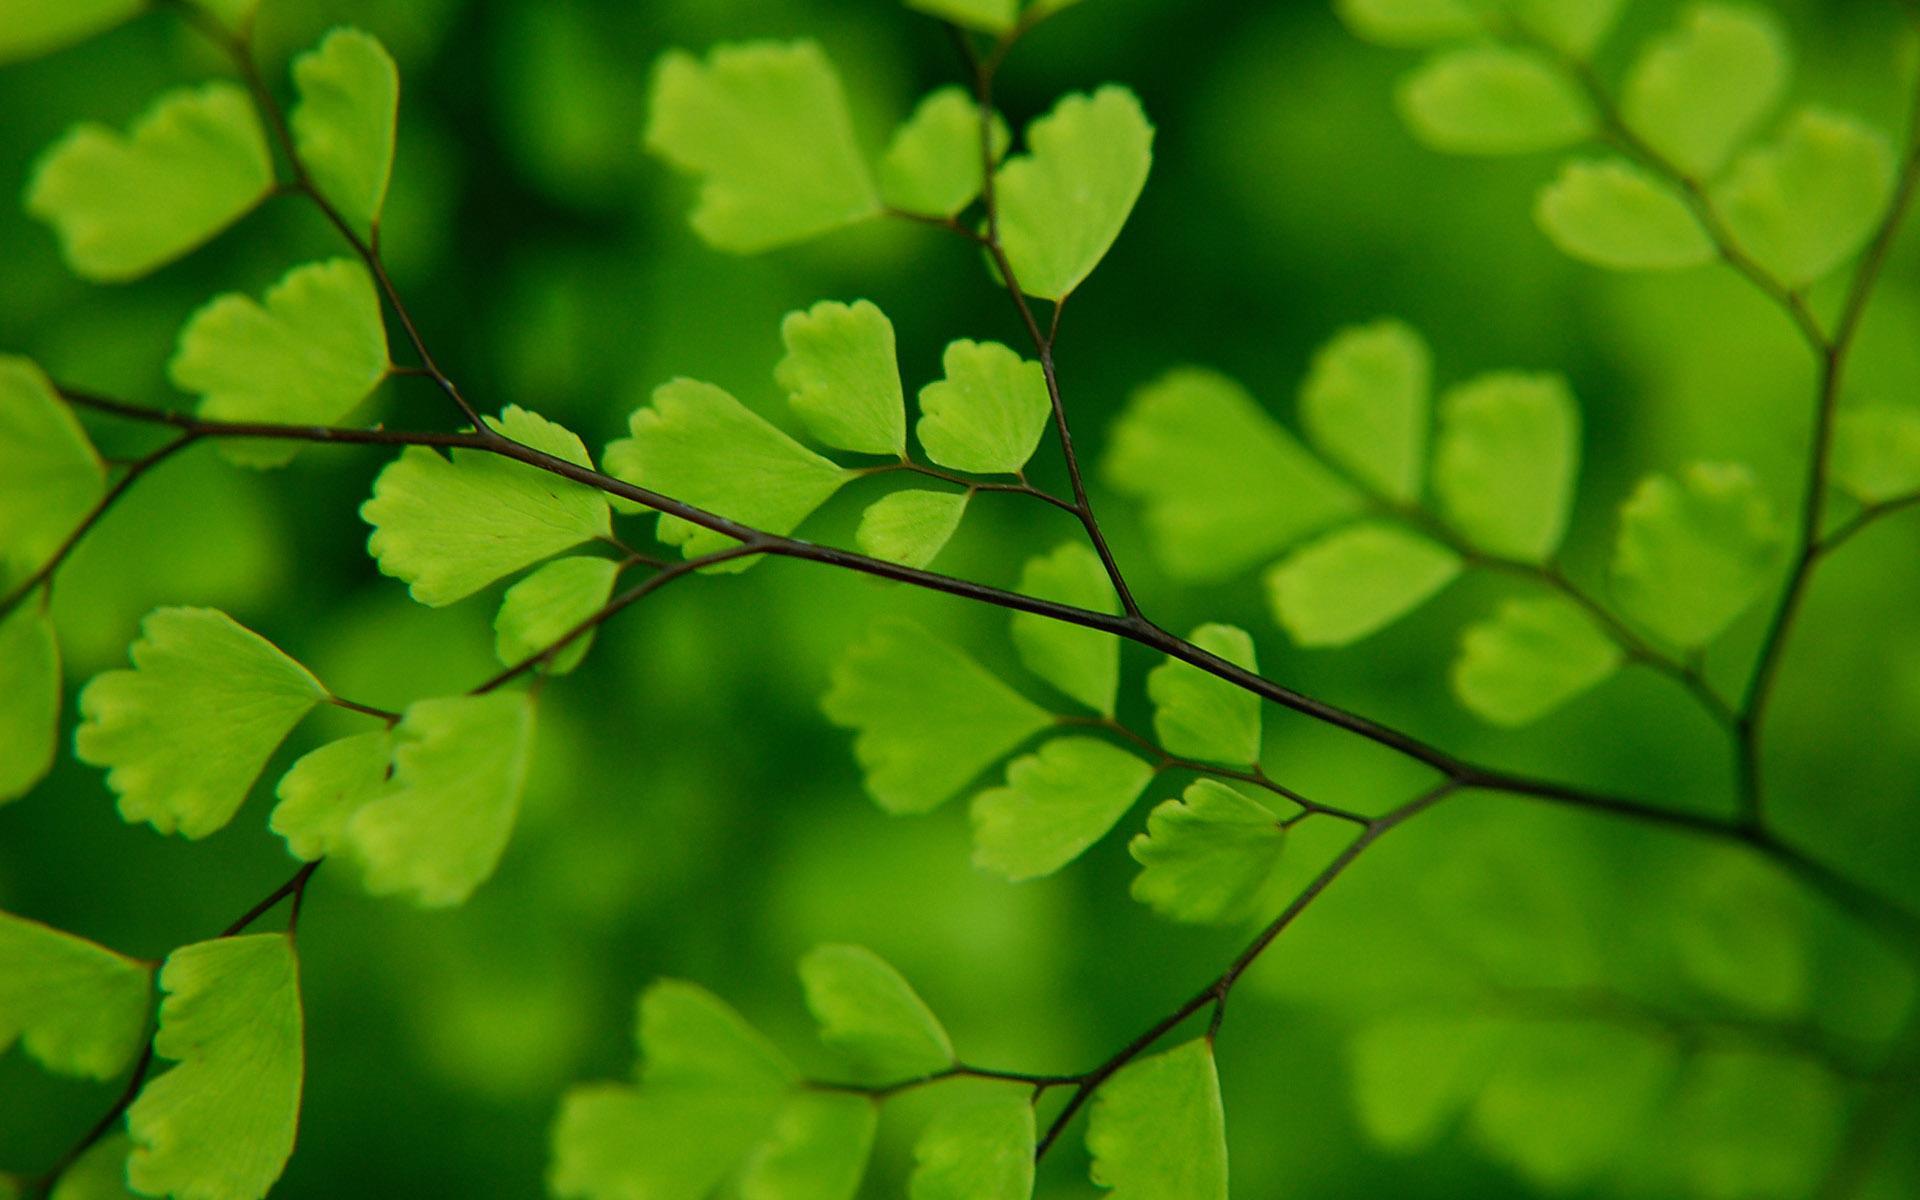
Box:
[127,934,304,1200]
[1832,406,1920,504]
[1299,319,1431,503]
[51,1133,138,1200]
[1266,521,1462,647]
[0,910,149,1079]
[0,355,107,574]
[1535,158,1713,271]
[855,490,969,570]
[1010,542,1119,714]
[1663,1050,1842,1200]
[823,619,1053,814]
[363,405,612,605]
[0,0,142,65]
[1396,46,1592,155]
[1145,624,1261,766]
[605,378,851,565]
[1498,0,1626,57]
[995,86,1154,300]
[740,1093,877,1200]
[76,607,327,839]
[1335,0,1477,47]
[1129,780,1285,925]
[644,41,880,253]
[1713,108,1896,288]
[880,87,1009,218]
[269,730,393,862]
[1431,372,1580,563]
[341,692,535,906]
[639,980,796,1092]
[800,944,952,1080]
[25,82,274,282]
[970,737,1154,881]
[1348,1015,1491,1151]
[1621,4,1789,179]
[1610,462,1784,648]
[494,555,620,675]
[0,601,61,806]
[904,0,1017,33]
[1104,368,1362,581]
[1452,596,1623,725]
[916,340,1052,475]
[910,1094,1036,1200]
[169,258,390,468]
[290,27,399,236]
[775,299,906,456]
[1085,1039,1227,1199]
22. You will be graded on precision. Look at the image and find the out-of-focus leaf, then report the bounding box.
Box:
[0,0,142,65]
[1713,109,1895,288]
[910,1094,1035,1200]
[1396,46,1591,156]
[1085,1039,1227,1198]
[1451,596,1622,725]
[0,355,107,574]
[270,730,394,862]
[1610,462,1784,648]
[1621,3,1789,179]
[1009,542,1119,715]
[1535,159,1713,270]
[1832,406,1920,505]
[1431,372,1579,563]
[739,1093,876,1200]
[1335,0,1477,47]
[798,944,953,1080]
[1299,319,1431,503]
[1266,521,1461,646]
[0,911,150,1080]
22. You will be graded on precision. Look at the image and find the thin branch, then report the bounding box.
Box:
[862,460,1079,514]
[1817,492,1920,557]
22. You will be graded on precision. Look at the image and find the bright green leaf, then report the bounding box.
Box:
[127,934,303,1200]
[1397,46,1592,155]
[1145,624,1261,766]
[0,910,149,1079]
[290,27,399,236]
[740,1093,877,1200]
[1713,108,1896,288]
[0,0,142,65]
[1085,1039,1227,1199]
[0,355,107,574]
[1498,0,1626,57]
[494,555,621,675]
[823,619,1053,814]
[1299,319,1431,503]
[916,339,1052,475]
[970,737,1154,881]
[880,87,1009,218]
[341,692,534,906]
[25,82,274,282]
[76,607,327,839]
[1432,372,1580,562]
[855,490,969,570]
[639,980,796,1091]
[169,258,390,468]
[996,86,1154,300]
[1348,1015,1491,1151]
[775,299,906,456]
[1611,462,1784,648]
[904,0,1017,33]
[910,1094,1036,1200]
[363,405,612,605]
[1335,0,1477,46]
[1452,596,1623,725]
[799,944,953,1080]
[1832,406,1920,504]
[1266,521,1461,646]
[1621,4,1789,179]
[269,730,394,862]
[189,0,259,35]
[51,1133,138,1200]
[1536,158,1713,270]
[1129,780,1285,925]
[1104,368,1362,581]
[644,40,880,253]
[1010,542,1119,715]
[0,601,61,805]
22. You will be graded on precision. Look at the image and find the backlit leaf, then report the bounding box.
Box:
[1299,319,1431,503]
[1085,1039,1227,1199]
[493,555,620,675]
[0,910,149,1079]
[970,737,1154,880]
[1431,372,1579,562]
[1266,521,1461,646]
[0,0,142,65]
[855,490,969,570]
[1397,46,1592,155]
[1713,109,1895,287]
[740,1093,877,1200]
[1336,0,1477,47]
[1832,405,1920,504]
[0,602,60,805]
[910,1094,1035,1200]
[290,27,400,236]
[1621,4,1789,179]
[1535,158,1713,270]
[639,980,796,1092]
[1145,623,1261,766]
[1451,595,1622,725]
[1498,0,1626,57]
[1010,542,1119,715]
[270,730,394,862]
[50,1134,139,1200]
[904,0,1017,33]
[775,299,906,456]
[916,340,1052,475]
[1610,462,1784,648]
[880,87,1009,218]
[0,355,107,574]
[1129,780,1285,924]
[799,944,953,1080]
[1348,1014,1492,1150]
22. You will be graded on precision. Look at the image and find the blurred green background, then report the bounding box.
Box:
[3,0,1920,1196]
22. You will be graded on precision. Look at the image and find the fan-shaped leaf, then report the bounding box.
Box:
[1266,521,1461,647]
[1535,158,1713,270]
[1348,1014,1493,1151]
[1085,1039,1227,1199]
[970,737,1154,880]
[0,355,107,574]
[799,944,953,1081]
[1452,596,1622,726]
[1010,542,1119,715]
[0,601,60,809]
[905,0,1017,33]
[880,87,1009,218]
[741,1094,877,1200]
[1499,0,1626,57]
[1432,372,1579,563]
[855,490,969,570]
[269,730,394,862]
[494,555,620,675]
[1832,406,1920,504]
[1299,319,1431,503]
[1621,4,1789,179]
[910,1094,1036,1200]
[0,0,142,65]
[995,87,1154,300]
[50,1133,138,1200]
[1129,780,1285,925]
[290,27,399,236]
[0,911,149,1079]
[1610,463,1783,648]
[1713,109,1895,288]
[1145,624,1261,766]
[916,340,1052,475]
[775,300,906,456]
[1336,0,1477,47]
[1397,46,1591,156]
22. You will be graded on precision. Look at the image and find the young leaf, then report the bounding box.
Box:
[1104,368,1362,581]
[1713,109,1896,288]
[1085,1039,1227,1199]
[341,692,535,906]
[995,86,1154,300]
[910,1094,1036,1200]
[644,41,880,253]
[1832,406,1920,504]
[1129,780,1286,925]
[494,555,620,675]
[0,602,60,805]
[0,0,142,65]
[970,737,1154,881]
[1611,463,1784,648]
[1336,0,1478,47]
[775,299,906,456]
[905,0,1017,33]
[1010,542,1120,715]
[1500,0,1626,57]
[1621,4,1789,179]
[855,490,969,570]
[605,379,852,564]
[1266,521,1462,647]
[363,405,612,605]
[1396,46,1592,155]
[915,340,1052,475]
[1146,623,1261,766]
[739,1093,877,1200]
[1535,159,1714,271]
[823,619,1053,814]
[799,944,954,1080]
[640,980,796,1091]
[0,911,150,1079]
[1452,596,1623,726]
[25,83,274,282]
[1299,319,1431,503]
[169,258,390,468]
[50,1133,138,1200]
[76,607,328,839]
[880,87,1009,218]
[269,730,394,862]
[290,27,399,236]
[1431,372,1580,563]
[127,934,304,1200]
[1348,1015,1490,1151]
[0,355,107,574]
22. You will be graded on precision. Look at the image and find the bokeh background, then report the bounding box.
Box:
[3,0,1920,1196]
